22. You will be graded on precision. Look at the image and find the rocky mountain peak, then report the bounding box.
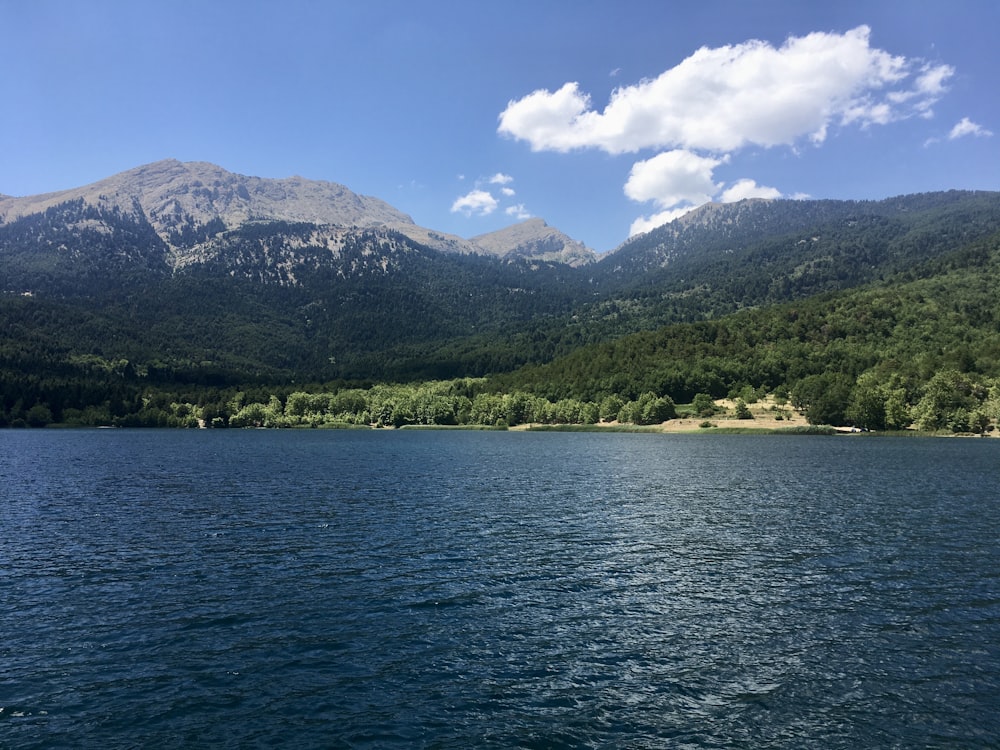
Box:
[471,218,596,266]
[0,160,595,266]
[0,160,415,242]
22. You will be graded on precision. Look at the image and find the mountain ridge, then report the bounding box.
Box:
[0,160,597,266]
[472,218,595,266]
[0,159,414,230]
[3,162,1000,387]
[4,171,1000,432]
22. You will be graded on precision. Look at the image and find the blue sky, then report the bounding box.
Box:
[2,1,997,252]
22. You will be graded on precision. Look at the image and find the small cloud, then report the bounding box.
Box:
[629,206,700,236]
[506,204,532,220]
[500,187,516,197]
[489,172,514,185]
[624,149,725,207]
[949,117,993,140]
[451,189,498,216]
[719,178,782,203]
[610,67,621,78]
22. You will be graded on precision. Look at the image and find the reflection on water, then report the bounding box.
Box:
[3,430,1000,748]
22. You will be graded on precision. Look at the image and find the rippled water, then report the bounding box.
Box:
[3,429,1000,748]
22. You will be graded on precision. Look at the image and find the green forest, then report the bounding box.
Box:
[3,191,1000,434]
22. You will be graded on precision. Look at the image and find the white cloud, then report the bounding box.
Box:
[506,204,532,220]
[499,26,950,155]
[949,117,993,140]
[450,172,527,219]
[500,25,956,236]
[629,206,700,237]
[719,178,782,203]
[451,189,498,216]
[624,150,725,207]
[622,150,728,235]
[622,157,782,234]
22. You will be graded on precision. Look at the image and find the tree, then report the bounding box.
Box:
[230,401,270,428]
[26,403,53,428]
[792,373,855,426]
[847,372,912,431]
[847,373,887,431]
[733,399,753,420]
[692,393,718,417]
[598,394,624,422]
[911,370,980,431]
[284,391,313,421]
[620,392,675,425]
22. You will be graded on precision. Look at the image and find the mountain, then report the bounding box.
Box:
[602,191,1000,278]
[0,159,411,240]
[500,225,1000,419]
[471,218,596,266]
[0,162,595,382]
[0,160,591,265]
[584,190,1000,324]
[3,161,1000,431]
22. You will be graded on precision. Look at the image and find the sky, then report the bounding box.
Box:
[2,1,998,253]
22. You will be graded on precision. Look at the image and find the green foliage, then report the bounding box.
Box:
[5,192,1000,434]
[692,393,718,417]
[791,373,855,426]
[733,399,753,420]
[616,392,676,425]
[25,403,53,427]
[910,370,990,432]
[846,372,911,431]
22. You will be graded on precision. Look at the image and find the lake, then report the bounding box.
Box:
[3,429,1000,748]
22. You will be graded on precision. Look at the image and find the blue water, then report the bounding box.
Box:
[3,429,1000,748]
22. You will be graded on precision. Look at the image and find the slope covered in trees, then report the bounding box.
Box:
[3,188,1000,432]
[497,229,1000,430]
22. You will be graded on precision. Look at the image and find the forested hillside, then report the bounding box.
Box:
[2,177,1000,433]
[499,230,1000,430]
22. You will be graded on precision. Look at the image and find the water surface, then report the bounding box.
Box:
[3,430,999,748]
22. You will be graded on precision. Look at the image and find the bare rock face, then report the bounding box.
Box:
[0,160,594,265]
[471,218,596,266]
[0,159,414,237]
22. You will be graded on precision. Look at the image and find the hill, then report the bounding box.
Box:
[2,161,1000,431]
[0,159,596,265]
[471,218,595,266]
[499,228,1000,430]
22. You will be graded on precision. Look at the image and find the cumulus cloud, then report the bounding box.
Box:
[719,178,782,203]
[624,150,725,207]
[506,204,532,220]
[451,172,530,220]
[451,189,498,216]
[627,177,783,237]
[629,206,701,237]
[499,26,957,235]
[949,117,993,139]
[499,26,949,154]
